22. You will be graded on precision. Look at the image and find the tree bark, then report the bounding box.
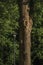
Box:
[19,0,33,65]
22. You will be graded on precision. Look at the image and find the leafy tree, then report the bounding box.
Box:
[0,0,19,65]
[31,0,43,65]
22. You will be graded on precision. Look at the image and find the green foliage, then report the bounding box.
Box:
[0,0,19,65]
[31,0,43,65]
[0,0,43,65]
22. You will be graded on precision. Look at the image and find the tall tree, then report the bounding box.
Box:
[19,0,33,65]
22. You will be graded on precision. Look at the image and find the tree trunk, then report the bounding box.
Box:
[19,0,33,65]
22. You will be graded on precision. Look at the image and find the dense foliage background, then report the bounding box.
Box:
[0,0,19,65]
[0,0,43,65]
[31,0,43,65]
